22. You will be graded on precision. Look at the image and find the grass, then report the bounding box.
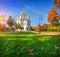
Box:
[0,32,60,57]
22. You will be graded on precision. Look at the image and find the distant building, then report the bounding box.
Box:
[16,12,31,31]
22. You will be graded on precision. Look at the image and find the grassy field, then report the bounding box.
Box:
[0,32,60,57]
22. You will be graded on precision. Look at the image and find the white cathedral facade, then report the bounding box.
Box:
[16,12,31,31]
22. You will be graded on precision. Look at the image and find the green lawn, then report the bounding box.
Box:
[0,32,60,57]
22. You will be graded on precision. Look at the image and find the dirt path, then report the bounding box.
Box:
[41,32,60,35]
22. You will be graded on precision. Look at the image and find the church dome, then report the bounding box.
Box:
[27,16,30,20]
[21,12,25,16]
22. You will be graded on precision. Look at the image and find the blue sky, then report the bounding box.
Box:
[0,0,53,26]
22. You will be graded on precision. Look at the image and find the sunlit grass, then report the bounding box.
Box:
[0,32,60,57]
[39,36,52,41]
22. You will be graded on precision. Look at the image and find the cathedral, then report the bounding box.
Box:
[16,12,31,31]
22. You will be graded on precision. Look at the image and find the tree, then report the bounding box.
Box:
[58,14,60,19]
[53,0,60,3]
[0,23,3,31]
[53,0,60,9]
[7,16,14,31]
[47,24,57,31]
[47,0,60,25]
[47,0,60,31]
[14,22,17,28]
[7,16,14,27]
[35,25,41,32]
[14,22,21,29]
[42,24,48,31]
[0,23,6,32]
[47,8,58,24]
[0,15,6,22]
[30,26,35,31]
[17,23,21,29]
[2,24,6,31]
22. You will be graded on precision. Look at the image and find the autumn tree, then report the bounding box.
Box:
[0,15,6,22]
[0,23,6,32]
[46,24,57,31]
[14,22,21,29]
[30,26,35,31]
[58,14,60,19]
[47,8,59,24]
[7,16,14,31]
[53,0,60,20]
[47,0,60,25]
[0,23,3,31]
[7,16,14,27]
[53,0,60,9]
[42,24,48,31]
[35,25,41,33]
[2,24,6,31]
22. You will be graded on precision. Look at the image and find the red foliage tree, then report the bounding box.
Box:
[0,23,6,32]
[43,24,48,29]
[58,14,60,19]
[47,8,57,23]
[53,0,60,4]
[53,0,60,9]
[35,25,41,32]
[47,0,60,24]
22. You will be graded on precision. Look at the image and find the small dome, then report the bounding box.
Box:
[21,12,25,16]
[27,16,30,20]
